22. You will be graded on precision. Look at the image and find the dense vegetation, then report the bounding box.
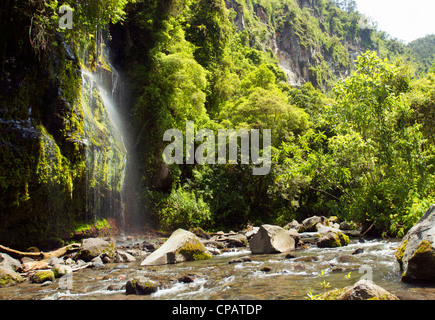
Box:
[1,0,434,248]
[115,0,434,237]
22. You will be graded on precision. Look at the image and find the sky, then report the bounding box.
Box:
[353,0,435,43]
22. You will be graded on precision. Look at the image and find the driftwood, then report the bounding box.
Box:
[0,243,81,261]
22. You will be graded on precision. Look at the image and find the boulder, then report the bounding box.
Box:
[75,238,115,262]
[126,276,159,295]
[115,250,137,263]
[245,227,259,240]
[30,270,55,284]
[206,246,221,256]
[249,225,295,254]
[178,275,195,283]
[47,256,64,266]
[328,216,339,223]
[339,221,357,231]
[300,216,329,232]
[228,256,252,264]
[324,280,399,300]
[217,233,248,248]
[140,229,212,266]
[52,264,72,278]
[0,253,22,272]
[189,227,211,239]
[317,231,350,248]
[286,229,300,246]
[283,220,300,231]
[0,266,23,287]
[316,224,341,234]
[396,205,435,283]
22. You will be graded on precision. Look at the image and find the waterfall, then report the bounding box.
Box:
[79,36,127,232]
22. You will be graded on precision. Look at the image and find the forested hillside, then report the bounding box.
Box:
[408,34,435,75]
[1,0,434,248]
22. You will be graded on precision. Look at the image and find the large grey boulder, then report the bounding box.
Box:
[396,205,435,283]
[140,229,211,266]
[249,225,296,254]
[75,238,116,262]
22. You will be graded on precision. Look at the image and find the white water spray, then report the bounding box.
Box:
[79,38,128,232]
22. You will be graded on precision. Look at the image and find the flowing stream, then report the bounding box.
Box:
[1,238,435,300]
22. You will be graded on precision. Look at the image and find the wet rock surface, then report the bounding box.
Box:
[396,204,435,283]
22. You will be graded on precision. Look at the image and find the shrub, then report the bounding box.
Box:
[158,187,212,231]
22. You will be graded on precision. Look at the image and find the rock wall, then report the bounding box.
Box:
[225,0,367,87]
[0,30,126,250]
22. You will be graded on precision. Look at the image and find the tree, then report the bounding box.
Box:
[326,51,433,235]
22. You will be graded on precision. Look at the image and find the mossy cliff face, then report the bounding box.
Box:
[0,28,126,249]
[80,63,127,224]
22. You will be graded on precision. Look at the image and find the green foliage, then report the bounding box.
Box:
[319,52,433,235]
[157,187,212,232]
[3,0,435,242]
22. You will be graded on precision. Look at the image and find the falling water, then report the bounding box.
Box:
[79,35,128,232]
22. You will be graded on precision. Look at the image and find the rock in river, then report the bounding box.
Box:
[140,229,212,266]
[396,204,435,283]
[126,276,159,295]
[30,270,55,284]
[249,225,296,254]
[75,238,116,262]
[0,266,23,287]
[324,280,399,300]
[300,216,329,232]
[317,231,350,248]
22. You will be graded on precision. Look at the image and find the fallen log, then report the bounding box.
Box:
[0,243,81,261]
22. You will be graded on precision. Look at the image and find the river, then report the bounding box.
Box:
[1,237,434,300]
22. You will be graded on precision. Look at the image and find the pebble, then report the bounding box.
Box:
[178,275,194,283]
[228,256,252,264]
[352,248,364,255]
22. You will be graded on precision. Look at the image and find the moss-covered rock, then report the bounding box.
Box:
[300,216,330,232]
[397,205,435,283]
[178,241,213,261]
[30,270,55,284]
[126,276,159,295]
[75,237,116,262]
[140,229,212,266]
[52,264,72,278]
[317,231,349,248]
[395,239,408,270]
[0,267,23,287]
[401,240,435,283]
[322,280,399,300]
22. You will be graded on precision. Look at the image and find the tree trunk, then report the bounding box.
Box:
[0,243,81,261]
